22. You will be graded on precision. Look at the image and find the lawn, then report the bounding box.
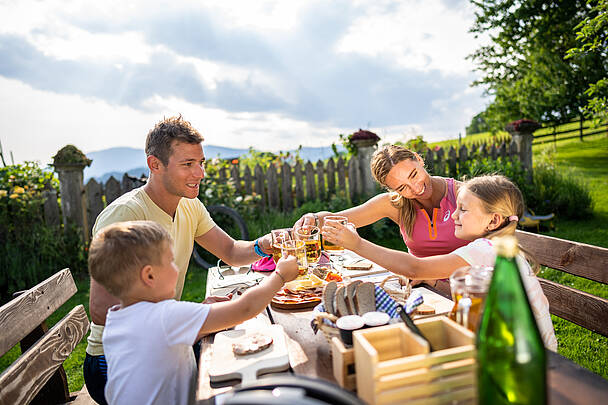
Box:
[2,134,607,391]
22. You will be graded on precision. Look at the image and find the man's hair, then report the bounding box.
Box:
[145,115,204,165]
[89,221,172,297]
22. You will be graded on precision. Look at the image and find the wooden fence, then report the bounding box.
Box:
[69,139,521,236]
[533,118,607,145]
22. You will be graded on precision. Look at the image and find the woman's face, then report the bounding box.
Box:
[452,188,494,240]
[384,157,432,200]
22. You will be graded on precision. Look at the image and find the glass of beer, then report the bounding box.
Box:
[448,265,493,332]
[271,229,292,263]
[295,225,321,266]
[281,239,308,276]
[322,215,348,255]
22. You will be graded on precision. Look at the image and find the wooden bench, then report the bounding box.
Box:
[0,268,92,404]
[516,230,608,337]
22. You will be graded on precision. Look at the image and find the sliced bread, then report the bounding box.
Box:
[354,282,376,315]
[346,280,362,315]
[334,285,350,317]
[323,281,338,315]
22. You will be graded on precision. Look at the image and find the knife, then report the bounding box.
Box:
[398,305,434,352]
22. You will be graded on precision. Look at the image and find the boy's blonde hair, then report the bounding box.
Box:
[89,221,172,297]
[370,144,422,237]
[464,174,538,271]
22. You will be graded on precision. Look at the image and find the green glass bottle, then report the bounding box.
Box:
[477,236,546,404]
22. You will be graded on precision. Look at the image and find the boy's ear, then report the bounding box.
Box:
[140,264,155,288]
[487,213,503,231]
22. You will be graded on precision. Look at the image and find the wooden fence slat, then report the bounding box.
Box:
[425,148,434,174]
[348,157,359,202]
[516,231,608,283]
[508,139,518,159]
[231,165,242,194]
[0,269,76,357]
[104,176,122,204]
[499,142,507,160]
[254,164,266,209]
[448,146,457,176]
[294,161,304,206]
[458,144,468,166]
[243,166,253,196]
[281,163,293,212]
[0,305,89,405]
[305,162,316,201]
[267,165,280,210]
[316,160,326,201]
[85,179,104,237]
[435,147,445,176]
[539,279,608,337]
[490,144,498,160]
[326,158,336,196]
[337,158,346,192]
[42,187,61,228]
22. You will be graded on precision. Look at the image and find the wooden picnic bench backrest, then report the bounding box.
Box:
[0,268,90,405]
[516,230,608,337]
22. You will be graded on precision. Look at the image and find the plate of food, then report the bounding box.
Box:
[271,274,325,310]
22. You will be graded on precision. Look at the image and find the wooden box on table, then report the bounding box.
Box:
[343,317,476,405]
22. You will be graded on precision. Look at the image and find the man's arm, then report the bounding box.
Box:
[195,226,271,267]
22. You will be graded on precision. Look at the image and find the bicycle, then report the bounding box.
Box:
[191,204,250,269]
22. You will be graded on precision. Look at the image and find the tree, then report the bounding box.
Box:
[468,0,608,130]
[466,112,491,135]
[566,0,608,123]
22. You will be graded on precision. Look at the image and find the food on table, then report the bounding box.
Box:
[343,259,373,270]
[413,304,435,315]
[323,281,338,315]
[271,287,322,306]
[232,333,274,356]
[324,271,342,282]
[345,280,363,315]
[283,273,324,292]
[354,282,376,315]
[335,285,350,317]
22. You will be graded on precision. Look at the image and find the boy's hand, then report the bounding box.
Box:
[276,256,299,282]
[203,294,232,304]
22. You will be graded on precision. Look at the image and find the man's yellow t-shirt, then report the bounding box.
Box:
[86,187,215,355]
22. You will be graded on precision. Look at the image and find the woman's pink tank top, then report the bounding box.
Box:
[399,178,469,258]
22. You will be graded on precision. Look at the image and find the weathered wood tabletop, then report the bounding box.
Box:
[196,264,608,404]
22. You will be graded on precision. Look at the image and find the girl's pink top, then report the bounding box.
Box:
[399,178,469,258]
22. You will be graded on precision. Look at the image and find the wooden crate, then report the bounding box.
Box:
[331,337,356,390]
[353,317,476,405]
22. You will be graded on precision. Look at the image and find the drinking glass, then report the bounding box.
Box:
[448,265,493,332]
[322,215,348,255]
[271,229,292,263]
[295,225,321,266]
[281,239,308,275]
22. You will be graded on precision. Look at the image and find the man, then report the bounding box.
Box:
[83,116,272,405]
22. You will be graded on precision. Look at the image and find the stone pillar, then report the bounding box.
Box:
[352,139,379,196]
[505,119,541,179]
[54,163,89,242]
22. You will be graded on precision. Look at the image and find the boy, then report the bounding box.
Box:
[88,220,298,405]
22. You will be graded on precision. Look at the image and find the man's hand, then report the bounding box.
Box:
[203,294,232,304]
[295,213,316,228]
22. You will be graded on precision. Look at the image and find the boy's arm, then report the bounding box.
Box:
[196,256,298,338]
[194,226,272,267]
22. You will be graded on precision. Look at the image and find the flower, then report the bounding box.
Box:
[0,190,7,198]
[9,193,19,199]
[14,186,25,194]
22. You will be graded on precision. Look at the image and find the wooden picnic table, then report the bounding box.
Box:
[196,261,608,404]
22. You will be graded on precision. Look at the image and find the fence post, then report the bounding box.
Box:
[54,162,88,242]
[294,161,304,206]
[579,115,584,141]
[243,166,253,195]
[231,164,242,194]
[506,120,540,179]
[85,179,104,237]
[351,134,380,197]
[305,161,316,201]
[316,160,326,201]
[254,164,266,209]
[435,147,445,176]
[448,146,457,177]
[326,158,336,196]
[337,157,346,192]
[42,181,61,227]
[348,157,360,203]
[267,165,280,210]
[281,163,293,212]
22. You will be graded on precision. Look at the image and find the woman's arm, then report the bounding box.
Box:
[295,193,400,228]
[323,221,469,280]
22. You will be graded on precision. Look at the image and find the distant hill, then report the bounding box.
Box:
[84,145,344,181]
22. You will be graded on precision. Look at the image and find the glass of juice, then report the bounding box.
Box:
[281,239,308,276]
[322,215,348,255]
[271,229,292,263]
[448,265,493,332]
[295,225,321,266]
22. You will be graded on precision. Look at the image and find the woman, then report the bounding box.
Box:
[322,175,557,350]
[298,144,469,267]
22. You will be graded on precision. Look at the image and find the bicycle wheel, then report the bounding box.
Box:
[192,204,250,269]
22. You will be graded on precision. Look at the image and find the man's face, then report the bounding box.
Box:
[158,141,205,199]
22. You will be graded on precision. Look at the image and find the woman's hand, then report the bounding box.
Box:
[294,213,317,229]
[322,221,360,251]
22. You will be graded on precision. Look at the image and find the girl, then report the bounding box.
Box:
[322,174,557,350]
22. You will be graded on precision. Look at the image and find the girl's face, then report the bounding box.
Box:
[452,188,495,240]
[384,156,432,200]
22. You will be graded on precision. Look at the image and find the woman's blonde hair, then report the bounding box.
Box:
[370,144,421,237]
[464,175,538,272]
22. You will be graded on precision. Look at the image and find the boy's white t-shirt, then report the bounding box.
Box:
[103,300,210,405]
[452,238,558,351]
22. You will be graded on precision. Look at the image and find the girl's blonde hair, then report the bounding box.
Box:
[370,144,421,237]
[464,175,538,272]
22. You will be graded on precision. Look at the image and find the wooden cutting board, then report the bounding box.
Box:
[208,324,290,384]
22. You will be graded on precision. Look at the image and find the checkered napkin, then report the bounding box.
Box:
[404,290,424,315]
[310,286,402,333]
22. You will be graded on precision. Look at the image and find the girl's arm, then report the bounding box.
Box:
[323,221,469,280]
[295,193,400,228]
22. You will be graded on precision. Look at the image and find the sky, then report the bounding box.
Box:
[0,0,488,166]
